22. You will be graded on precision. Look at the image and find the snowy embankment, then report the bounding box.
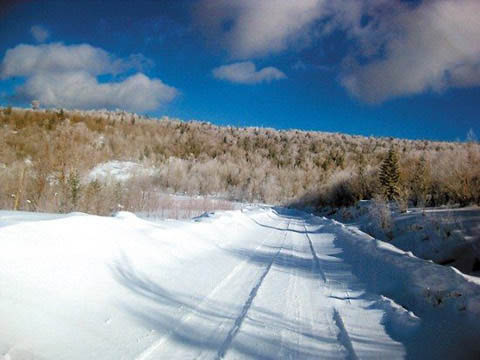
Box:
[1,207,480,359]
[314,217,480,358]
[323,202,480,275]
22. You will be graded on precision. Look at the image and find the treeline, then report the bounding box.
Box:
[0,107,478,215]
[293,140,480,210]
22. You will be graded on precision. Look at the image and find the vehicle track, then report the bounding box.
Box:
[333,308,358,360]
[216,221,290,359]
[303,222,357,358]
[304,223,327,282]
[137,213,403,360]
[135,228,281,360]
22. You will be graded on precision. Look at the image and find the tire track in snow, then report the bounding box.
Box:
[303,222,346,359]
[303,224,327,282]
[276,230,300,360]
[304,222,357,358]
[290,263,301,360]
[134,229,278,360]
[304,223,352,305]
[333,308,358,360]
[215,221,290,360]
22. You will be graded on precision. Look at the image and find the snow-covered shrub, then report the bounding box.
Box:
[422,210,465,243]
[368,197,394,240]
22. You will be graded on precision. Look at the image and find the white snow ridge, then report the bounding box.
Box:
[1,207,479,359]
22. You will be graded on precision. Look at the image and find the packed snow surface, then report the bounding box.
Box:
[1,207,480,359]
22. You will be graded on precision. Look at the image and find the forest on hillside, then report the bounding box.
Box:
[1,107,479,215]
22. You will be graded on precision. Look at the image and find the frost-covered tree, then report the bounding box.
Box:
[379,148,400,201]
[0,107,479,212]
[410,156,429,207]
[67,170,81,209]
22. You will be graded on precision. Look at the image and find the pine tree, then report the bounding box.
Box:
[379,148,400,201]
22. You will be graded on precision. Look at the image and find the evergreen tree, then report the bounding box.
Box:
[379,148,400,201]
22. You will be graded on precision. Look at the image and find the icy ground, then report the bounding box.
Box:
[1,207,480,359]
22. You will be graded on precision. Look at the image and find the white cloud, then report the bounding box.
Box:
[196,0,326,58]
[0,43,178,112]
[16,72,177,113]
[1,43,113,79]
[341,0,480,103]
[198,0,480,103]
[30,25,50,43]
[212,62,286,84]
[0,43,152,79]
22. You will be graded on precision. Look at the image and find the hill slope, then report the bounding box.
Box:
[1,107,479,215]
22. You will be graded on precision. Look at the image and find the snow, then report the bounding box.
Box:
[323,202,480,275]
[137,193,241,220]
[0,210,66,227]
[1,207,480,359]
[87,160,155,182]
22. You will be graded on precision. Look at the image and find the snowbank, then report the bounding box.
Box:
[322,201,480,274]
[315,216,480,358]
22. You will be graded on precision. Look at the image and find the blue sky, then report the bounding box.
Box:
[0,0,479,141]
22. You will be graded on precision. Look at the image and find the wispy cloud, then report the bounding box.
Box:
[197,0,480,103]
[340,0,480,103]
[30,25,50,43]
[196,0,324,59]
[212,62,286,84]
[0,43,178,112]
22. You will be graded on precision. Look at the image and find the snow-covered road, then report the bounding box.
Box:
[134,211,404,360]
[1,207,480,359]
